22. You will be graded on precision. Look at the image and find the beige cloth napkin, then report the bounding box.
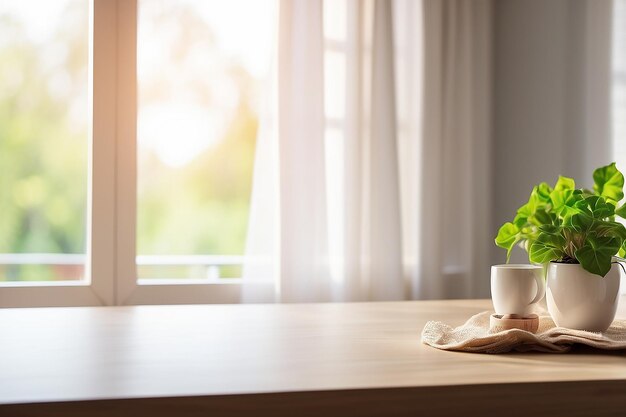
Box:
[421,311,626,353]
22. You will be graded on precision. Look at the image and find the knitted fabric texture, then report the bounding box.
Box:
[421,311,626,353]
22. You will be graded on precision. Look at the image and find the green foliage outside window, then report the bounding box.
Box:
[0,1,257,281]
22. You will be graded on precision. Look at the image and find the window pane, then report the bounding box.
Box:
[0,0,90,282]
[137,0,275,280]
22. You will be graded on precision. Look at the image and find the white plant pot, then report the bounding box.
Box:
[546,262,621,332]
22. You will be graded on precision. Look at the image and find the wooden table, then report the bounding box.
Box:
[2,299,626,416]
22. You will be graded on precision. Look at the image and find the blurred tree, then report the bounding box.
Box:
[0,1,88,280]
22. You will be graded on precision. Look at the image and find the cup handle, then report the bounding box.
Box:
[529,271,545,305]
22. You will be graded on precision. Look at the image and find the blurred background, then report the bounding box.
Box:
[0,0,623,301]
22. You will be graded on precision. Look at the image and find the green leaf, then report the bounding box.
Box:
[527,188,540,214]
[554,176,575,192]
[575,195,615,219]
[532,210,554,226]
[513,206,529,228]
[574,235,621,277]
[538,224,560,234]
[529,211,550,227]
[535,182,553,202]
[529,232,565,264]
[564,212,593,233]
[616,203,626,219]
[495,222,520,262]
[549,189,568,212]
[513,187,551,228]
[550,189,583,216]
[594,220,626,239]
[593,162,624,203]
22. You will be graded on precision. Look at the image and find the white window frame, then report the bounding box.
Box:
[0,0,242,307]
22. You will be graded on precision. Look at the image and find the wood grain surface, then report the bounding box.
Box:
[2,298,626,416]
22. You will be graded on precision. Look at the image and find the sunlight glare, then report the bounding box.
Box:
[137,0,276,168]
[138,103,220,168]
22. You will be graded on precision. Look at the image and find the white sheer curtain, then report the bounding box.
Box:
[413,0,492,299]
[242,0,493,303]
[242,0,331,303]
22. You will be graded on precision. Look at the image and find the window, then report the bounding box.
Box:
[0,1,89,283]
[0,0,276,307]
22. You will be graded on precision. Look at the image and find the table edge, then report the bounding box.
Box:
[2,379,625,417]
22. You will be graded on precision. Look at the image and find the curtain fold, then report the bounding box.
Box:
[276,0,330,302]
[339,0,404,301]
[366,0,405,300]
[413,0,492,299]
[242,0,329,303]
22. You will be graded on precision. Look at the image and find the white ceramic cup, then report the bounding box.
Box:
[491,264,545,316]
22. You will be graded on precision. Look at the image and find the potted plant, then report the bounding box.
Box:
[495,163,626,332]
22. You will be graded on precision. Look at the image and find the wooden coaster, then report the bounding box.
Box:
[490,313,539,333]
